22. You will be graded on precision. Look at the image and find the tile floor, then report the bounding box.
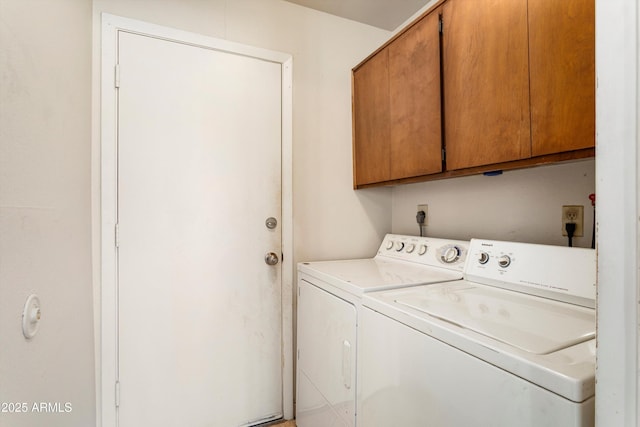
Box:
[272,420,296,427]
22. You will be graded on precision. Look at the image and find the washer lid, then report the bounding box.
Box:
[299,258,463,295]
[395,282,595,354]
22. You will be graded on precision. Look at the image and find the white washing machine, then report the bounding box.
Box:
[359,239,596,427]
[295,234,470,427]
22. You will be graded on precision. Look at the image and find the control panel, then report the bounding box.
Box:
[466,239,596,308]
[377,234,469,271]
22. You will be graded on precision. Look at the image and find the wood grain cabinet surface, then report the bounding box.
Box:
[353,48,391,185]
[351,0,595,188]
[528,0,595,156]
[353,11,442,187]
[388,10,443,180]
[442,0,531,171]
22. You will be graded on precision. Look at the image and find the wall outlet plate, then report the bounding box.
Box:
[417,204,428,226]
[562,205,584,237]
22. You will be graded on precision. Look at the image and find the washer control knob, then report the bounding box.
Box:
[395,242,405,252]
[498,255,511,268]
[418,245,428,256]
[442,246,461,263]
[386,241,394,250]
[478,252,490,264]
[406,244,416,253]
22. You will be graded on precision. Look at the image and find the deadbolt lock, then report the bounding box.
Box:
[265,217,278,230]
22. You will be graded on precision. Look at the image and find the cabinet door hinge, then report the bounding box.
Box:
[441,147,446,161]
[438,16,444,34]
[114,64,121,88]
[115,223,120,248]
[115,380,121,407]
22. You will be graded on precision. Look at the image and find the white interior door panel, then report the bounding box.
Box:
[116,30,283,427]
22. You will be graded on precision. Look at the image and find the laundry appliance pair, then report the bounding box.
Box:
[296,234,595,427]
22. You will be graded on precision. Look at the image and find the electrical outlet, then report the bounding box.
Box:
[417,204,428,226]
[561,205,584,237]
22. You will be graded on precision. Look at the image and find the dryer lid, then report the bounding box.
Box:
[299,258,463,295]
[395,282,595,354]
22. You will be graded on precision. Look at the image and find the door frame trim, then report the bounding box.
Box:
[99,13,293,426]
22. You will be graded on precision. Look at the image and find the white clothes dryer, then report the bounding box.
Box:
[359,239,596,427]
[296,234,470,427]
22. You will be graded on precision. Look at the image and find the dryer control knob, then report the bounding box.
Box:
[442,246,461,263]
[418,245,428,255]
[386,241,394,250]
[478,252,490,264]
[406,244,416,253]
[395,242,405,252]
[498,255,511,268]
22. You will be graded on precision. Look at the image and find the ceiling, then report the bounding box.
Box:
[283,0,432,31]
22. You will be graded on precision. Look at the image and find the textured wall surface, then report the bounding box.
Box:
[0,0,96,426]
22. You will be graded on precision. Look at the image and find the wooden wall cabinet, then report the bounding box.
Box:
[528,0,595,156]
[388,11,443,180]
[442,0,531,171]
[353,10,442,187]
[353,48,391,185]
[352,0,595,188]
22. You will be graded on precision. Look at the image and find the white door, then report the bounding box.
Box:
[116,31,283,426]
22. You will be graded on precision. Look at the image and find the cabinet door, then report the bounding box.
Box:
[353,49,390,186]
[442,0,531,170]
[529,0,595,156]
[389,10,443,178]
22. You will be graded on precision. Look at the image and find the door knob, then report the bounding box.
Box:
[265,252,279,266]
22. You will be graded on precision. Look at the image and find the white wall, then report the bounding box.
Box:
[392,160,596,248]
[0,0,96,426]
[595,0,640,425]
